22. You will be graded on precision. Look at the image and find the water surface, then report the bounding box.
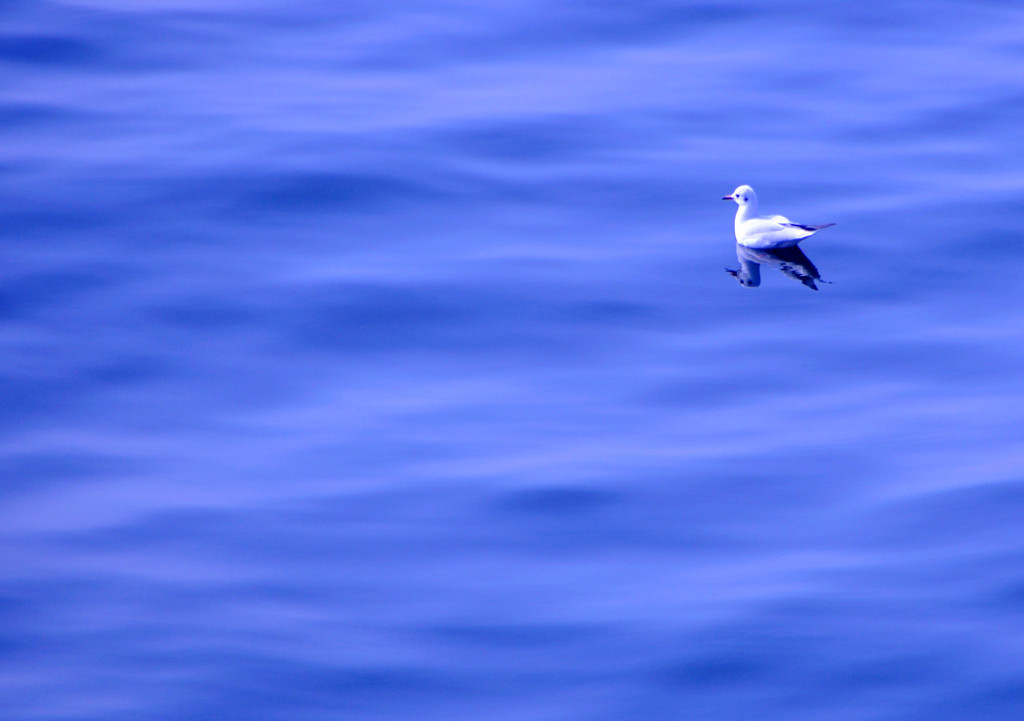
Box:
[4,1,1024,719]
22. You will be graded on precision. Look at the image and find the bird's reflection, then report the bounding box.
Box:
[726,243,826,291]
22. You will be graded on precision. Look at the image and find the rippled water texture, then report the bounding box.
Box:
[4,1,1024,719]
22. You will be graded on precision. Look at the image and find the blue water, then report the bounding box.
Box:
[4,1,1024,718]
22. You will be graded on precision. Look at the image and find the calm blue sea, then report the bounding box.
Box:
[4,1,1024,719]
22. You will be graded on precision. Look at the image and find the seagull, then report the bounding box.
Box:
[722,185,834,248]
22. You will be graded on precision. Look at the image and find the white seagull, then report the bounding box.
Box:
[723,185,834,248]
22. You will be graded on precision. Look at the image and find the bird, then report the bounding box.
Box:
[722,185,834,248]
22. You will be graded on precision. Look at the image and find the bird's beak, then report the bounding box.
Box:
[722,195,734,200]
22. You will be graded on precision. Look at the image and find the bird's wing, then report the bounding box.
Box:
[781,221,835,232]
[741,216,792,234]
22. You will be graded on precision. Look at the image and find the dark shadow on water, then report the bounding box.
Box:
[726,243,827,291]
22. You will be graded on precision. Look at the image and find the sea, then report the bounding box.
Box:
[4,1,1024,719]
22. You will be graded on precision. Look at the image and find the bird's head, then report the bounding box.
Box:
[722,185,756,206]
